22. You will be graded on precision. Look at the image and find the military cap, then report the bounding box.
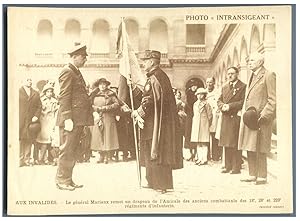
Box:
[68,42,88,56]
[141,50,161,60]
[243,106,259,130]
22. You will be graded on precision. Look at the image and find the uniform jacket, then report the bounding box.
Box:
[137,67,183,170]
[218,79,246,147]
[56,63,93,127]
[19,87,42,140]
[238,67,276,153]
[190,100,213,143]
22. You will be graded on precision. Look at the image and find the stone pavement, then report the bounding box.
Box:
[8,147,291,216]
[11,153,283,209]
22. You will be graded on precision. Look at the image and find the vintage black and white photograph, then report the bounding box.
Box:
[5,5,294,215]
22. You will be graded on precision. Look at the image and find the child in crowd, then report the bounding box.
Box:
[190,88,213,166]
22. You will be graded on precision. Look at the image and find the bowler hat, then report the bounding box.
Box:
[243,106,259,130]
[195,87,208,95]
[68,42,88,56]
[141,50,161,60]
[28,121,41,139]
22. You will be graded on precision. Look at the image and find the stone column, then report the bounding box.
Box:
[139,27,149,54]
[239,62,249,84]
[173,19,186,57]
[108,26,119,59]
[167,26,174,57]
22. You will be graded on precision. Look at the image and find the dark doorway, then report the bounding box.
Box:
[185,77,204,90]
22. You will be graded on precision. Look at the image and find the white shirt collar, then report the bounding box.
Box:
[230,80,238,87]
[253,66,262,76]
[70,62,79,70]
[23,86,31,96]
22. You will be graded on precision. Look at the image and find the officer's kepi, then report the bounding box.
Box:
[68,42,88,56]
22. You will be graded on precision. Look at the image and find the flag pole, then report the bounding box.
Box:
[120,17,141,188]
[128,77,141,188]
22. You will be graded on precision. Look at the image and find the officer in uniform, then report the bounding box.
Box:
[55,43,93,191]
[132,50,183,193]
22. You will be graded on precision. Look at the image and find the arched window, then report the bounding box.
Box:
[217,67,222,88]
[125,19,139,52]
[36,19,53,54]
[227,55,232,69]
[65,19,81,51]
[240,36,248,63]
[90,19,110,55]
[222,63,227,84]
[149,19,168,54]
[232,47,239,67]
[250,25,260,53]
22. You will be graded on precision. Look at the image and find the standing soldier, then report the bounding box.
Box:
[55,43,93,191]
[218,67,246,174]
[239,52,276,185]
[132,50,183,193]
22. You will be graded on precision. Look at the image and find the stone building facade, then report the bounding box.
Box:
[12,7,277,157]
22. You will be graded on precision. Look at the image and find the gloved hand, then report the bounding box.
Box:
[64,119,73,132]
[131,110,139,119]
[135,115,144,129]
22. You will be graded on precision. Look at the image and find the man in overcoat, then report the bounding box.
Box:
[238,52,276,185]
[132,50,183,193]
[218,67,246,174]
[19,78,42,167]
[206,77,222,161]
[55,43,93,191]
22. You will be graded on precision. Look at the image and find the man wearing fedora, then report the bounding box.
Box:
[55,43,93,191]
[238,52,276,185]
[218,67,246,174]
[131,50,183,193]
[19,78,42,167]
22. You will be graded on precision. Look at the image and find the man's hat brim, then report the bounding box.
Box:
[68,45,88,56]
[243,106,259,130]
[28,122,41,139]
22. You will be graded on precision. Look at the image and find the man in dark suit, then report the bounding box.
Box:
[55,43,93,191]
[19,78,42,167]
[132,50,183,193]
[239,52,276,185]
[218,67,246,174]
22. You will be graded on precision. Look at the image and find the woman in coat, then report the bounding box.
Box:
[36,83,59,164]
[184,82,198,161]
[90,78,120,164]
[175,90,186,149]
[190,88,213,165]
